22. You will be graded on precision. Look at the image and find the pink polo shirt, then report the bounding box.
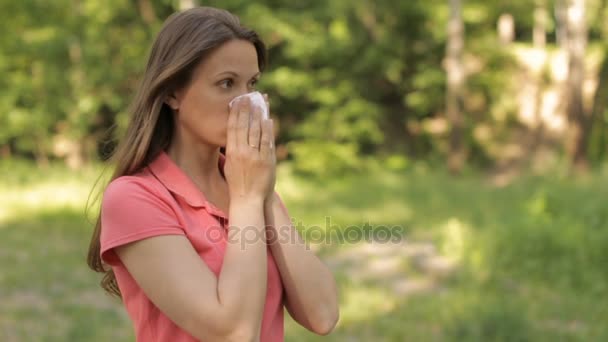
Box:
[100,151,284,341]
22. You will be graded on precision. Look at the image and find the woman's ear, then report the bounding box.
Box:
[165,92,180,111]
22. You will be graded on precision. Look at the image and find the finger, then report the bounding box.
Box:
[226,97,239,153]
[248,103,262,149]
[236,97,251,148]
[259,119,274,158]
[263,93,270,119]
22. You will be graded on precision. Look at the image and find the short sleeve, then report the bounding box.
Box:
[100,177,185,266]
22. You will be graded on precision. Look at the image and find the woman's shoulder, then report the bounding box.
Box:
[103,168,169,205]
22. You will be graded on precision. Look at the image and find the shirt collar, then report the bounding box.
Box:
[147,151,227,217]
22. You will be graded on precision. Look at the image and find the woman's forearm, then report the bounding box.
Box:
[217,197,268,338]
[264,195,339,335]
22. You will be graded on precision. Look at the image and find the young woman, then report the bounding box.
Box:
[86,7,339,342]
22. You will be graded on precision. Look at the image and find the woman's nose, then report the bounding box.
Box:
[238,84,252,95]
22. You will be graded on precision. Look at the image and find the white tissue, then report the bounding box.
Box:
[228,91,269,119]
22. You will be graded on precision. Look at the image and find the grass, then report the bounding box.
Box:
[1,159,607,341]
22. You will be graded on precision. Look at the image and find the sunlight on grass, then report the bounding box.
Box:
[439,217,470,263]
[338,284,396,325]
[0,182,95,224]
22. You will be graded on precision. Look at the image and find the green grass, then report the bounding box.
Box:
[1,159,607,341]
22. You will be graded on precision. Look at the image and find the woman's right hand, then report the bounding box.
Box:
[224,96,276,203]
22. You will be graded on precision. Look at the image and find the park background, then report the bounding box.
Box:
[1,0,607,340]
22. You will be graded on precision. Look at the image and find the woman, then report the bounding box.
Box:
[86,7,339,342]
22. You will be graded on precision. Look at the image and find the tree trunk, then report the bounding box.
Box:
[137,0,157,25]
[588,45,608,161]
[555,0,568,48]
[0,144,10,158]
[531,1,548,151]
[35,135,50,168]
[534,0,547,48]
[498,13,515,46]
[446,0,465,174]
[565,0,590,171]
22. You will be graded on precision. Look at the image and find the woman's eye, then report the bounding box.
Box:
[249,79,259,88]
[219,79,233,89]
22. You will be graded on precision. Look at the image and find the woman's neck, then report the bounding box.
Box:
[166,140,225,192]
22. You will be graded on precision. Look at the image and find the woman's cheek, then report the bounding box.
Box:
[220,114,230,134]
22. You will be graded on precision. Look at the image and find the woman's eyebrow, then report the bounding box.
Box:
[215,71,261,79]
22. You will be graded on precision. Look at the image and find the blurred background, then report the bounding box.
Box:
[1,0,607,341]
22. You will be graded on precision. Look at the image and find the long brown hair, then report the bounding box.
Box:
[87,6,267,298]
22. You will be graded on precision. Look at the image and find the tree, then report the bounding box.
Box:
[555,0,569,48]
[446,0,465,173]
[565,0,590,170]
[534,0,548,48]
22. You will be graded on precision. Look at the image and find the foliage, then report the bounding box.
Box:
[0,0,607,173]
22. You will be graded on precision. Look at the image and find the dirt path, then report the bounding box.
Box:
[323,240,458,297]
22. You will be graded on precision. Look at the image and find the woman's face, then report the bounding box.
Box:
[167,39,261,148]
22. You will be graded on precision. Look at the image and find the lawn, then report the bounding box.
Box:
[1,160,607,341]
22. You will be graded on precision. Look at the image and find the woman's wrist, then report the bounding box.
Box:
[230,195,265,210]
